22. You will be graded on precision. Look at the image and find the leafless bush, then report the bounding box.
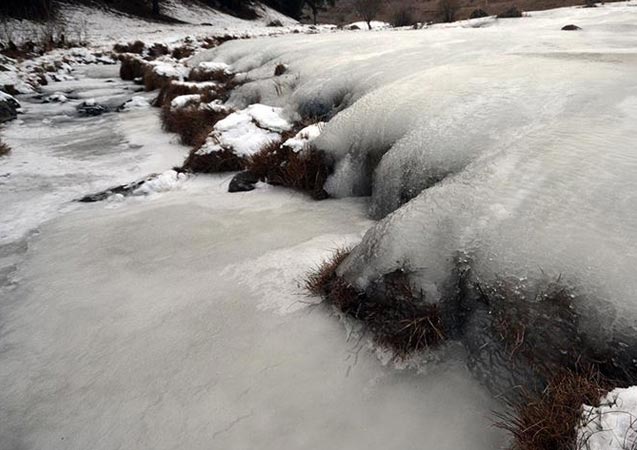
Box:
[437,0,460,23]
[353,0,384,30]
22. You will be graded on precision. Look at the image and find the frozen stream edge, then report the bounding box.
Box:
[0,65,507,449]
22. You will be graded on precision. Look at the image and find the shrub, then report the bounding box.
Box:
[391,6,417,27]
[470,9,489,19]
[498,7,523,18]
[0,0,55,20]
[161,104,230,147]
[495,369,610,450]
[119,54,146,81]
[306,251,447,357]
[0,140,10,156]
[437,0,460,23]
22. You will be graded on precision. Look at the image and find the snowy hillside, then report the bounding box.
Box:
[1,0,298,47]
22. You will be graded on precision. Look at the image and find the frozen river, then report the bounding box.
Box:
[0,66,506,449]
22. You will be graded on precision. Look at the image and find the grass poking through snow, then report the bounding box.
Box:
[0,141,10,157]
[305,248,447,358]
[495,368,610,450]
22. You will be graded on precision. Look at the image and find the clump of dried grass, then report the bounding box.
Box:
[305,249,447,357]
[496,369,610,450]
[160,104,230,147]
[245,140,332,200]
[0,140,11,156]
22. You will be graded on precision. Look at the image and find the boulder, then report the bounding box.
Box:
[77,100,108,117]
[228,171,260,193]
[562,24,582,31]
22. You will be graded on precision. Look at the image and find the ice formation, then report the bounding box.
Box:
[195,2,637,391]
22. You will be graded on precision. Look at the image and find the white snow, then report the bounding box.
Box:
[283,122,325,152]
[132,170,189,196]
[197,61,231,73]
[346,20,391,30]
[578,386,637,450]
[170,94,201,109]
[149,60,189,79]
[120,95,151,110]
[198,103,291,156]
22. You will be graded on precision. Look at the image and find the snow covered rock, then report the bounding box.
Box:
[0,91,20,123]
[198,104,290,157]
[118,96,151,111]
[77,99,108,117]
[577,386,637,450]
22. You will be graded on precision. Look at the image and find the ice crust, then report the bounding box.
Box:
[196,2,637,376]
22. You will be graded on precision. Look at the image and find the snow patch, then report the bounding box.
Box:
[578,386,637,450]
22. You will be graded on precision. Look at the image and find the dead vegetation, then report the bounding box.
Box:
[118,54,147,81]
[113,40,145,54]
[305,249,447,357]
[245,140,332,199]
[0,140,10,156]
[182,147,244,173]
[154,81,218,108]
[495,368,610,450]
[161,103,230,147]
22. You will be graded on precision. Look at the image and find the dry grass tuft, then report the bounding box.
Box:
[0,140,11,157]
[119,54,147,81]
[113,40,145,54]
[161,104,230,147]
[305,249,447,357]
[155,81,218,108]
[171,46,195,60]
[496,369,610,450]
[245,141,332,200]
[182,147,244,173]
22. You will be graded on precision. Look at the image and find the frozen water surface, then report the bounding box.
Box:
[0,180,505,449]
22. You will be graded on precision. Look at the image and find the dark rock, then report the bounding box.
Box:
[78,178,147,202]
[77,101,108,117]
[498,6,522,18]
[274,63,288,76]
[0,92,20,123]
[228,171,260,193]
[470,9,489,19]
[267,19,283,27]
[562,24,582,31]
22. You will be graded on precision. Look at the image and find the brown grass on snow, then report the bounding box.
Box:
[245,140,332,200]
[305,248,447,357]
[182,147,244,173]
[161,104,230,147]
[113,40,145,54]
[0,141,10,157]
[495,369,610,450]
[155,81,219,108]
[188,67,234,84]
[119,54,147,81]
